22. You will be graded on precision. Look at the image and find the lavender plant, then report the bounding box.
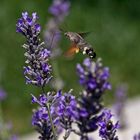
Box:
[16,12,52,87]
[114,84,128,129]
[45,0,70,52]
[16,12,119,139]
[44,0,70,90]
[74,58,111,139]
[31,90,78,140]
[16,12,79,140]
[16,12,57,139]
[16,8,140,140]
[98,109,119,140]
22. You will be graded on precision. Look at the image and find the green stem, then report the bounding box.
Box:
[0,102,3,124]
[46,104,57,140]
[41,86,57,140]
[0,102,9,139]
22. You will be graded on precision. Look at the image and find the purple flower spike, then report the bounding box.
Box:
[77,58,111,94]
[134,133,140,140]
[75,58,111,139]
[16,12,40,34]
[44,0,70,53]
[16,12,52,87]
[98,109,119,140]
[49,0,70,18]
[83,58,91,67]
[31,90,78,140]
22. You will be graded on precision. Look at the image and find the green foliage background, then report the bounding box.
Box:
[0,0,140,135]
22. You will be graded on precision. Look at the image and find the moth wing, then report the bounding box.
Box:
[78,31,91,38]
[64,43,79,58]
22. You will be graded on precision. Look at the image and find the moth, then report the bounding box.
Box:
[64,31,96,59]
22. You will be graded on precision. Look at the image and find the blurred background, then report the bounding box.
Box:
[0,0,140,136]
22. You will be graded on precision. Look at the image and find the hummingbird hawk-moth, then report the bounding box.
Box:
[64,31,96,59]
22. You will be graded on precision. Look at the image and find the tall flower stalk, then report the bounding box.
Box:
[16,12,57,140]
[45,0,70,51]
[75,58,111,139]
[16,12,52,87]
[16,12,80,140]
[44,0,70,90]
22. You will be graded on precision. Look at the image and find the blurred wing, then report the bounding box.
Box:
[78,31,91,38]
[64,43,79,57]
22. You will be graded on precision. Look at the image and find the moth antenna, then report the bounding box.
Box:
[59,27,65,33]
[59,23,69,33]
[64,22,69,30]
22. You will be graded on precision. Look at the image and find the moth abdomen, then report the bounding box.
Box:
[84,47,96,59]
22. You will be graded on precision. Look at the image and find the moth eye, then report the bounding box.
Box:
[65,34,68,37]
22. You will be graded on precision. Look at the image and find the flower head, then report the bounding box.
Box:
[44,0,70,90]
[49,0,70,18]
[32,90,78,139]
[75,58,111,138]
[44,0,70,52]
[16,12,40,35]
[77,58,111,95]
[16,12,52,86]
[98,109,119,140]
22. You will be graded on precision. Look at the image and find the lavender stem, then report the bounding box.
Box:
[42,86,57,140]
[46,103,57,140]
[0,103,3,124]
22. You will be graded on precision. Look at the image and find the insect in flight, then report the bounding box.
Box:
[63,31,96,59]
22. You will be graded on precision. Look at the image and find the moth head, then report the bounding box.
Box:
[64,32,79,43]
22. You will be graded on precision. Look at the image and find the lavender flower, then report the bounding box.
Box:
[44,0,70,90]
[49,0,70,21]
[134,133,140,140]
[114,84,128,129]
[98,109,119,140]
[74,58,111,139]
[32,90,78,139]
[77,58,111,94]
[0,88,6,101]
[45,0,70,53]
[16,12,52,86]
